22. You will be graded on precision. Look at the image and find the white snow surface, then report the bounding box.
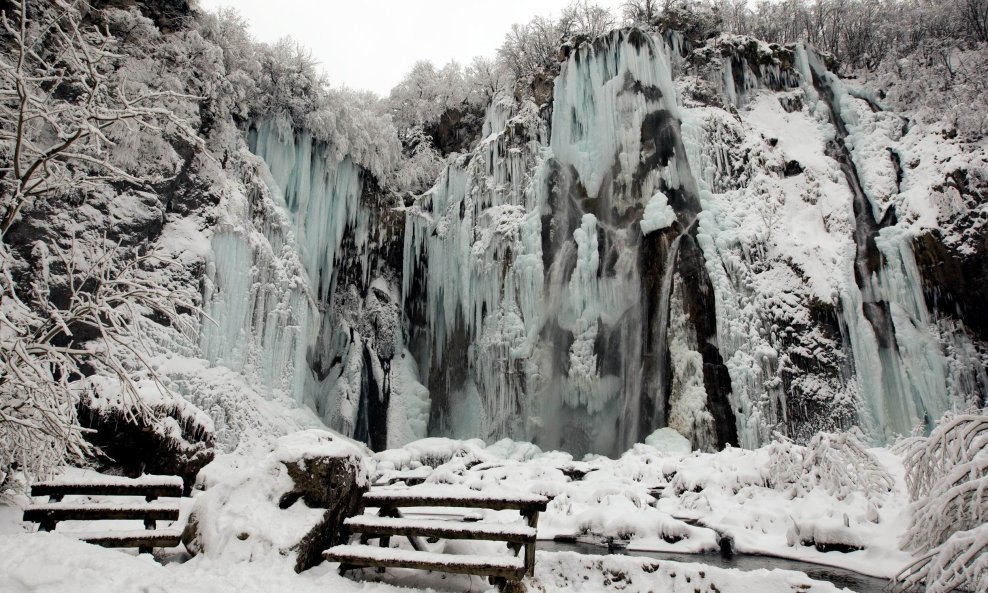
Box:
[641,191,678,235]
[644,428,693,455]
[0,434,921,592]
[0,532,851,593]
[36,474,184,488]
[369,436,914,579]
[186,429,368,559]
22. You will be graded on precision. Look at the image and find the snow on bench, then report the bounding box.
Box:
[363,486,549,512]
[69,528,184,549]
[329,486,546,588]
[344,516,537,544]
[32,475,184,500]
[23,474,185,554]
[325,544,526,580]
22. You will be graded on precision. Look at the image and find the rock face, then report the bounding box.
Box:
[78,405,215,495]
[218,30,987,457]
[279,448,368,570]
[182,430,368,572]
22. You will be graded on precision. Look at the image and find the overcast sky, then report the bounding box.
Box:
[196,0,625,97]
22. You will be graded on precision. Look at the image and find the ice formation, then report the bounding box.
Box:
[201,30,984,456]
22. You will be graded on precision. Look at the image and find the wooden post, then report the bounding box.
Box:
[523,510,539,576]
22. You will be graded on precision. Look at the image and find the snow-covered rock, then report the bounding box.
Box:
[644,428,692,455]
[183,430,369,572]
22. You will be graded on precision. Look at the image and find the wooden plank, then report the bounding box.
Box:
[32,482,183,499]
[77,530,183,549]
[345,516,537,544]
[325,545,525,580]
[23,504,180,524]
[363,490,547,512]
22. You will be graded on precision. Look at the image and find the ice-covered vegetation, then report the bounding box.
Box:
[893,410,988,593]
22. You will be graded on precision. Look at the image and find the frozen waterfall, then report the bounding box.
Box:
[199,32,980,457]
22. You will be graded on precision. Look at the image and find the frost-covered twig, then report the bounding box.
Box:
[0,238,200,481]
[893,409,988,593]
[0,0,203,236]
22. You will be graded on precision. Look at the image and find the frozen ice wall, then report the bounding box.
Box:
[793,47,981,440]
[200,31,983,456]
[403,30,738,456]
[402,30,982,455]
[201,117,424,450]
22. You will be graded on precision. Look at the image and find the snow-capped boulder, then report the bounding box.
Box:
[78,376,216,494]
[644,428,692,455]
[182,430,369,572]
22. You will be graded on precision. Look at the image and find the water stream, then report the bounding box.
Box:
[542,540,890,593]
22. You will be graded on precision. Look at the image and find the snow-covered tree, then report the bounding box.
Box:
[497,15,568,84]
[963,0,988,42]
[560,0,616,39]
[464,56,511,107]
[893,410,988,593]
[0,0,199,481]
[0,0,198,236]
[387,60,470,131]
[621,0,663,25]
[0,239,198,481]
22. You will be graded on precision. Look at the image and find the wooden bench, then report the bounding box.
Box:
[23,475,184,554]
[325,487,548,588]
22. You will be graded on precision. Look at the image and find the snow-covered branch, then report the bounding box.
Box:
[0,0,201,236]
[0,237,199,481]
[893,410,988,593]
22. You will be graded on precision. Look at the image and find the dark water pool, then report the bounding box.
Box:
[541,541,890,593]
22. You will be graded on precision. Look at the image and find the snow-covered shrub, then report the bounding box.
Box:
[0,240,198,482]
[765,436,807,493]
[765,430,893,502]
[395,130,445,193]
[864,40,988,141]
[803,430,894,501]
[894,410,988,593]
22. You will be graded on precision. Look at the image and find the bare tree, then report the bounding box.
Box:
[0,0,201,481]
[0,0,199,237]
[965,0,988,42]
[560,0,616,39]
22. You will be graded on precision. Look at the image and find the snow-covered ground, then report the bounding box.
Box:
[0,531,854,593]
[370,434,913,579]
[1,430,915,593]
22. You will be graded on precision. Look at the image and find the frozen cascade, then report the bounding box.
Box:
[402,29,737,455]
[199,171,316,406]
[402,99,549,443]
[797,46,958,440]
[202,116,418,450]
[247,118,368,301]
[202,32,982,455]
[645,232,682,433]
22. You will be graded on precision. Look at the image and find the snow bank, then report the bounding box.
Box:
[645,428,692,455]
